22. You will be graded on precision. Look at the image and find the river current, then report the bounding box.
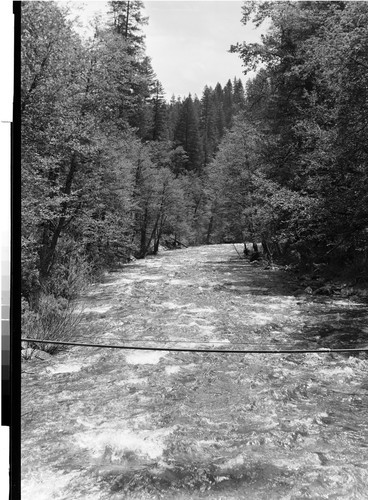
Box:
[22,244,368,499]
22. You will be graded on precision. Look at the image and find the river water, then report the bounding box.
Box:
[21,244,368,499]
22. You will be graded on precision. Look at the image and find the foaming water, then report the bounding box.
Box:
[22,244,368,499]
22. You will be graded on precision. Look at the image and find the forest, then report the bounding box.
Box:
[21,1,368,334]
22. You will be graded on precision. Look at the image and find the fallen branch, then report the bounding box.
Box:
[233,243,244,259]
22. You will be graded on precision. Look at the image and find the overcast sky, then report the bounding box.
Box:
[143,1,262,99]
[67,1,265,99]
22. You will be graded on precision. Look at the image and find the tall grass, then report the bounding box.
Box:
[22,249,92,356]
[22,295,83,355]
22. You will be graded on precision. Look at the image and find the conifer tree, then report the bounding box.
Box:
[174,95,203,173]
[213,83,225,139]
[150,80,168,141]
[200,86,217,166]
[223,79,234,128]
[107,1,155,137]
[129,56,157,138]
[233,78,246,114]
[167,95,181,141]
[108,0,147,51]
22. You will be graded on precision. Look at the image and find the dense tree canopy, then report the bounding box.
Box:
[220,1,368,269]
[22,1,368,319]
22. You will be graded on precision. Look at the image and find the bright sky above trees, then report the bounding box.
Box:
[67,1,263,99]
[143,1,261,98]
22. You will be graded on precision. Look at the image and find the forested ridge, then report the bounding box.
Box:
[22,1,368,336]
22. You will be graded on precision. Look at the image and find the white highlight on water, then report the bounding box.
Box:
[125,351,166,365]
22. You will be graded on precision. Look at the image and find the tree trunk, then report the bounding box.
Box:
[206,215,214,244]
[142,219,159,257]
[139,206,149,257]
[124,1,130,40]
[38,153,78,286]
[153,225,162,254]
[262,239,273,264]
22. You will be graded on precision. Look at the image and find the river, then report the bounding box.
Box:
[21,244,368,499]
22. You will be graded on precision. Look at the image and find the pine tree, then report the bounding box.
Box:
[150,80,168,141]
[200,86,217,167]
[223,79,234,128]
[167,95,181,141]
[108,1,148,52]
[129,56,157,138]
[233,78,246,114]
[174,95,203,173]
[107,1,155,137]
[213,83,225,138]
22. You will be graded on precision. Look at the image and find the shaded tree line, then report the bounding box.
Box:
[202,1,368,276]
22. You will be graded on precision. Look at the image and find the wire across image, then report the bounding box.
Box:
[20,338,368,354]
